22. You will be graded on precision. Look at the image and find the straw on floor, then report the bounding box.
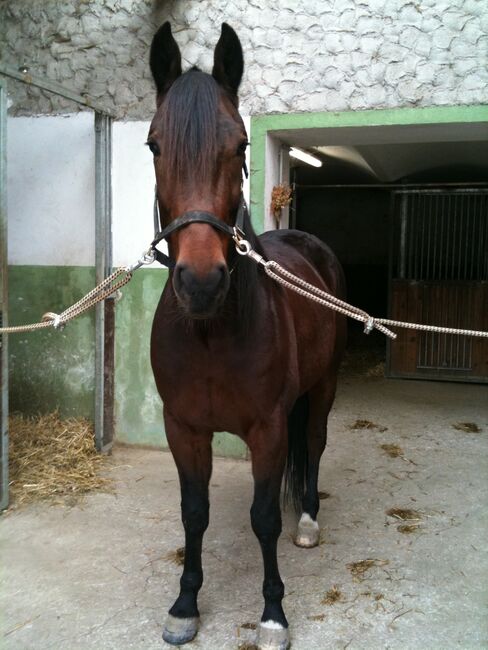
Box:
[8,411,112,507]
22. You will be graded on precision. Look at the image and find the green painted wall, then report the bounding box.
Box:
[113,267,164,447]
[8,265,96,418]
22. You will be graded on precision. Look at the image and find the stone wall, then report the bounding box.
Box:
[1,0,487,119]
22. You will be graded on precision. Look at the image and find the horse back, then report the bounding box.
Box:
[259,229,346,301]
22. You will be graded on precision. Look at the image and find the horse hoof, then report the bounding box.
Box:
[162,614,199,645]
[294,513,320,548]
[257,621,290,650]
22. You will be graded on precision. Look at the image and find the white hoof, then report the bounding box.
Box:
[162,613,199,645]
[294,513,320,548]
[257,621,290,650]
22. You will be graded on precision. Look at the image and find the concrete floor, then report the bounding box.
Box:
[1,376,487,649]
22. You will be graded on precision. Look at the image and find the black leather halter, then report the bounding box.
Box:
[150,191,249,269]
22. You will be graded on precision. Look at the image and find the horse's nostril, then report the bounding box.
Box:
[208,264,229,295]
[216,263,228,288]
[173,263,188,293]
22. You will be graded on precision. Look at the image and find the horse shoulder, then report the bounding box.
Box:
[259,229,344,297]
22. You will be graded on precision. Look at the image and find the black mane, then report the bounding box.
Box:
[229,208,267,337]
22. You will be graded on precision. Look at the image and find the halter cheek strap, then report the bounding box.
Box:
[150,191,249,269]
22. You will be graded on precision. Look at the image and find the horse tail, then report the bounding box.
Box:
[284,392,309,513]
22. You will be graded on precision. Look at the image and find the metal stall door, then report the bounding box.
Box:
[0,80,8,509]
[388,189,488,382]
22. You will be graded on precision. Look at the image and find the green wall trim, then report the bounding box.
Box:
[249,103,488,227]
[8,265,96,418]
[252,104,488,134]
[114,267,247,458]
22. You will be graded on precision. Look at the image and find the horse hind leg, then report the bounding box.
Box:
[291,379,337,548]
[248,411,291,650]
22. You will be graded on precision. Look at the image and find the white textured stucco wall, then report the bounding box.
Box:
[2,0,487,120]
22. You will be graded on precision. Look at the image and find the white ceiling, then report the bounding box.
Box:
[276,121,488,182]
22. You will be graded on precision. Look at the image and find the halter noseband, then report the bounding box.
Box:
[150,191,249,269]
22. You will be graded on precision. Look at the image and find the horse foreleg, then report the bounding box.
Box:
[163,413,213,645]
[248,413,290,650]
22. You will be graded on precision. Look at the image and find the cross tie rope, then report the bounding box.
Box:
[1,240,487,342]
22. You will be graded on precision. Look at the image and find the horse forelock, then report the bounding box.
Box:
[160,69,220,184]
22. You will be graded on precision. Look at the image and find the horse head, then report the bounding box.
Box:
[148,23,248,319]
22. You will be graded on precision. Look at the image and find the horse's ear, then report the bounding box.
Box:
[150,22,182,100]
[212,23,244,97]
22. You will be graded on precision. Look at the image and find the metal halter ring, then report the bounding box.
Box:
[234,238,252,256]
[126,248,156,273]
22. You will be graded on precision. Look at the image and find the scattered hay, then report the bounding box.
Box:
[360,591,384,602]
[347,559,389,581]
[397,524,420,534]
[240,623,257,630]
[386,507,422,522]
[380,443,403,458]
[308,614,326,621]
[380,443,399,457]
[238,644,259,650]
[349,419,388,432]
[8,411,112,508]
[340,349,385,378]
[165,547,185,566]
[453,422,481,433]
[321,585,344,605]
[366,362,385,378]
[318,491,330,499]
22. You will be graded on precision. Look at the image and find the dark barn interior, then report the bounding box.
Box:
[288,137,488,382]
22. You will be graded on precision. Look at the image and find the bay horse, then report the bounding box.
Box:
[148,23,346,650]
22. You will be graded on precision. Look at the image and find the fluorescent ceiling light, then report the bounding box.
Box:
[289,147,322,167]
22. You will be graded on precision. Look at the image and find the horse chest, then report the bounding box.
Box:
[158,332,287,433]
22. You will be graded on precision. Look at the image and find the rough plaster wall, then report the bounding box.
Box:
[1,0,487,119]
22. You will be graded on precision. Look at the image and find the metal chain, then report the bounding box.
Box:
[233,233,488,342]
[0,248,157,335]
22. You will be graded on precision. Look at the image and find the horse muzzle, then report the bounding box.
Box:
[173,262,230,318]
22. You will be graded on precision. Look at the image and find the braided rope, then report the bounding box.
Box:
[262,259,488,340]
[264,261,397,338]
[234,240,488,341]
[263,261,397,339]
[0,268,133,334]
[2,238,487,342]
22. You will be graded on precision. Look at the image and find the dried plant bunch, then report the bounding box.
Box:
[270,183,292,220]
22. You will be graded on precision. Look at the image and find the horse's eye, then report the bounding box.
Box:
[146,140,160,156]
[237,140,249,156]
